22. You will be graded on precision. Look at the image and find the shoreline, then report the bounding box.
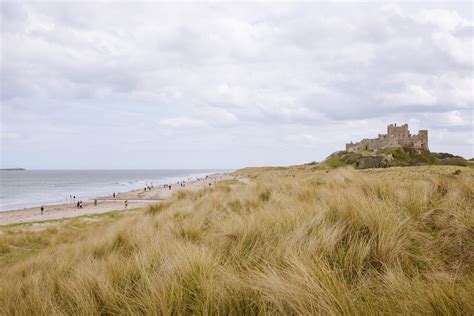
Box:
[0,169,229,212]
[0,173,233,226]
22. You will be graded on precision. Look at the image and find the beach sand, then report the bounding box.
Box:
[0,173,234,226]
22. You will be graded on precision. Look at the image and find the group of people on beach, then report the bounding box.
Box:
[68,194,95,209]
[39,176,222,215]
[144,184,154,192]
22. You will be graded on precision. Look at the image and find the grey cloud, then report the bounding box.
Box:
[1,1,473,168]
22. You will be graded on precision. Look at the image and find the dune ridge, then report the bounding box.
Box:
[1,165,473,314]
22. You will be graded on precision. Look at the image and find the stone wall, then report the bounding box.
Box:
[346,124,429,152]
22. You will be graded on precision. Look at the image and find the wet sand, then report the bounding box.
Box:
[0,173,233,226]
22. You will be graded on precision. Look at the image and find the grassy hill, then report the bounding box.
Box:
[1,165,473,314]
[324,147,470,169]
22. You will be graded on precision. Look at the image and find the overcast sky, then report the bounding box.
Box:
[1,1,473,169]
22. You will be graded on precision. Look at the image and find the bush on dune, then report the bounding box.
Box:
[0,165,473,314]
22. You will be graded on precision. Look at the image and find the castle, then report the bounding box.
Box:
[346,123,428,152]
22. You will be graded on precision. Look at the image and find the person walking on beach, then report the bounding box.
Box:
[94,199,97,206]
[113,192,116,199]
[124,200,128,208]
[40,206,44,215]
[169,185,171,190]
[76,201,80,209]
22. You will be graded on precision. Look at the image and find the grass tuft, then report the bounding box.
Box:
[146,202,171,215]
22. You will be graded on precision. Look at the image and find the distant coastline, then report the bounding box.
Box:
[0,168,26,171]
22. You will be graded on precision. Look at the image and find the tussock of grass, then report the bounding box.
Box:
[0,239,10,254]
[146,202,171,215]
[0,165,473,314]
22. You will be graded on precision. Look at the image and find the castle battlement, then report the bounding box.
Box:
[346,123,428,152]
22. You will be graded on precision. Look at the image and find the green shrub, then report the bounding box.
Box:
[436,158,468,167]
[325,155,346,168]
[431,152,463,159]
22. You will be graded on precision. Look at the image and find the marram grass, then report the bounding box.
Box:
[0,165,473,314]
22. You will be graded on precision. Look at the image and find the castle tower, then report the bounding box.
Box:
[387,123,395,135]
[417,130,429,150]
[388,123,409,139]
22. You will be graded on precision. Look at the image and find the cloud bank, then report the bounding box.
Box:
[1,1,473,168]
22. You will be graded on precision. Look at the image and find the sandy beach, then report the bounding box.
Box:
[0,173,233,226]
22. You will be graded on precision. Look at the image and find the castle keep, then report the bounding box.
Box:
[346,123,428,152]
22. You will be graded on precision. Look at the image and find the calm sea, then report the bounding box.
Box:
[0,169,228,211]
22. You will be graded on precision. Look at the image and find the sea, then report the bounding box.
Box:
[0,169,229,211]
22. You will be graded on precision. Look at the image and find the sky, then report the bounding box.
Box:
[1,1,473,169]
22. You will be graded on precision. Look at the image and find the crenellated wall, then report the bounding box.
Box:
[346,124,429,152]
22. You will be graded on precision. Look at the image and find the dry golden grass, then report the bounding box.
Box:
[0,165,473,314]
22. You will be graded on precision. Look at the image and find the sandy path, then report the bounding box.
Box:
[0,173,234,226]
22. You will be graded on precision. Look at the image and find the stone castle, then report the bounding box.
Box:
[346,123,428,152]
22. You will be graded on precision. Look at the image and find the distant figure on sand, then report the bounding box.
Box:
[40,206,44,215]
[76,201,80,209]
[169,185,171,190]
[113,192,116,198]
[124,200,128,208]
[94,199,97,206]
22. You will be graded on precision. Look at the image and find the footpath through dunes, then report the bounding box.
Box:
[1,165,473,314]
[0,173,234,226]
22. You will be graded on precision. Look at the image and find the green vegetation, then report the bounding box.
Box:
[1,165,473,314]
[324,151,363,168]
[0,210,139,266]
[324,147,470,169]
